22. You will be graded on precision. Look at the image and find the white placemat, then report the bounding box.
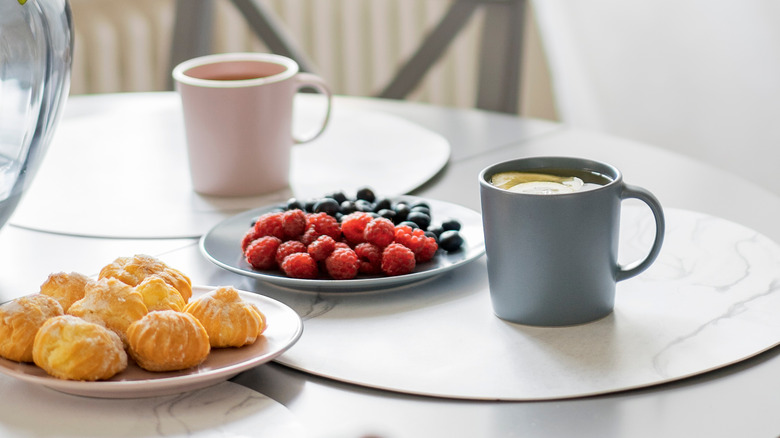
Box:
[258,207,780,400]
[11,92,449,238]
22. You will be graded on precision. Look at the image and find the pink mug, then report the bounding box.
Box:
[173,52,332,197]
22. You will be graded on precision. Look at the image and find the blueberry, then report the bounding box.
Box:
[398,220,420,229]
[356,187,376,203]
[441,218,462,231]
[424,230,438,242]
[438,230,464,252]
[392,203,410,223]
[340,200,357,215]
[373,197,392,212]
[427,224,445,238]
[304,199,317,213]
[410,206,431,217]
[407,211,431,230]
[409,200,430,210]
[326,191,348,204]
[355,199,374,212]
[314,198,340,216]
[376,208,397,221]
[286,198,305,211]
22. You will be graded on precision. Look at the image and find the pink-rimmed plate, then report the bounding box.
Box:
[0,286,302,398]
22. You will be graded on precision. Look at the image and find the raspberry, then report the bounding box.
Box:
[324,247,360,279]
[340,212,373,244]
[415,236,438,263]
[381,243,416,276]
[393,225,424,254]
[306,212,341,240]
[241,228,260,252]
[241,191,448,280]
[307,235,336,261]
[281,209,307,239]
[281,253,319,279]
[394,224,414,240]
[355,242,382,274]
[253,212,285,239]
[275,240,307,266]
[363,217,395,247]
[300,227,321,246]
[393,224,437,262]
[245,236,282,270]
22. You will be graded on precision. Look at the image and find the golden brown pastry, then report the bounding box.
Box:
[39,271,92,312]
[184,286,266,348]
[134,276,186,312]
[67,278,148,343]
[98,254,192,302]
[0,294,64,363]
[33,315,127,381]
[126,310,210,372]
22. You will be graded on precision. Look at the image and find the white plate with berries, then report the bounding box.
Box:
[200,194,485,292]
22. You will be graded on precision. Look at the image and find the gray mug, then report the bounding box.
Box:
[478,156,665,326]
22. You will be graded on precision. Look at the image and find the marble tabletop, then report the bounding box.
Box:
[0,380,306,438]
[4,93,780,437]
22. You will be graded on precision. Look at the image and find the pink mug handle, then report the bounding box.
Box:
[293,72,332,144]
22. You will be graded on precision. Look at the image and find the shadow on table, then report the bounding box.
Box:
[249,256,486,322]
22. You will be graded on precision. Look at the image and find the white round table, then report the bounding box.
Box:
[4,93,780,437]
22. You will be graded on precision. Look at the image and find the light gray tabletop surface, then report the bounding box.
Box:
[2,93,780,437]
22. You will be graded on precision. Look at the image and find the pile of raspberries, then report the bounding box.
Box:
[241,209,438,279]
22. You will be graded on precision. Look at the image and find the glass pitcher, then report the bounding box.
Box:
[0,0,73,231]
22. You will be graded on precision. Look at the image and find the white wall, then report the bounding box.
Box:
[533,0,780,195]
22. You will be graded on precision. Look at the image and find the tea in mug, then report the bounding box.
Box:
[490,169,613,195]
[183,60,286,82]
[201,72,270,81]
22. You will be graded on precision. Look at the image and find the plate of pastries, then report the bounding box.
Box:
[0,254,303,398]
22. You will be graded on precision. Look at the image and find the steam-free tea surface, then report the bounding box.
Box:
[490,169,611,194]
[10,93,449,238]
[264,207,780,400]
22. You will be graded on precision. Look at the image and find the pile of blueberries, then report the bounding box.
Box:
[279,187,464,252]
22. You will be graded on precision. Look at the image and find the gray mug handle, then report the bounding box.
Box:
[616,183,665,281]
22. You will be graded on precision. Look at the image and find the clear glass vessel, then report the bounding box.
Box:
[0,0,73,231]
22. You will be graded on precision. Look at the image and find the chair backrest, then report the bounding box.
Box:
[170,0,527,114]
[533,0,780,195]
